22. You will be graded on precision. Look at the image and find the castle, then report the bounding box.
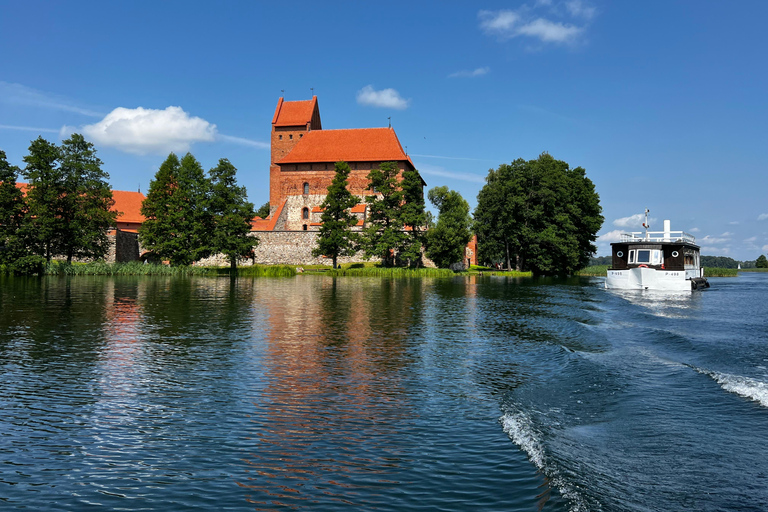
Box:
[252,96,425,232]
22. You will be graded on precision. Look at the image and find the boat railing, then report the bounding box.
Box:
[620,231,695,243]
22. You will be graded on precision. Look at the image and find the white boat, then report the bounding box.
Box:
[605,212,709,291]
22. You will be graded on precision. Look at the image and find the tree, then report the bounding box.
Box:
[312,161,360,268]
[399,168,428,267]
[361,162,407,266]
[256,201,270,219]
[757,254,768,268]
[57,134,116,263]
[209,158,258,270]
[425,186,472,268]
[0,150,27,264]
[140,153,213,265]
[474,153,603,276]
[22,137,65,261]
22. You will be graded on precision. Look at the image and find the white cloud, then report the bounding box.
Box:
[701,246,730,255]
[744,236,757,243]
[720,232,734,237]
[356,86,410,110]
[763,244,768,253]
[80,106,217,155]
[0,81,103,117]
[758,213,768,221]
[479,9,583,44]
[690,227,700,233]
[0,124,59,134]
[729,221,739,225]
[418,163,486,184]
[565,0,596,20]
[598,230,624,243]
[218,134,269,149]
[449,67,490,78]
[613,213,655,229]
[700,235,730,244]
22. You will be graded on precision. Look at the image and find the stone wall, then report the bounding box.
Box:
[104,230,141,263]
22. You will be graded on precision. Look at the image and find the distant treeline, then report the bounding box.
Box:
[589,255,756,269]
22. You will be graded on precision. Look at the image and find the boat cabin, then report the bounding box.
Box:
[610,241,700,271]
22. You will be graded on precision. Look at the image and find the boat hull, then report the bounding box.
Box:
[605,268,696,291]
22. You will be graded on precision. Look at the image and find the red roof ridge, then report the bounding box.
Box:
[251,198,286,231]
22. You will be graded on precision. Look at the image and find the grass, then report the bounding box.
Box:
[40,261,297,277]
[575,265,609,276]
[325,266,456,278]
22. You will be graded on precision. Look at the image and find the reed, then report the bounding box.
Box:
[41,261,296,277]
[575,265,609,276]
[703,267,739,277]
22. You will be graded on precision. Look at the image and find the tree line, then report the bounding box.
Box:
[0,135,116,274]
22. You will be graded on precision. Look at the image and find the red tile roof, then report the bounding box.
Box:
[272,96,317,127]
[251,199,286,231]
[277,127,411,164]
[311,203,366,214]
[111,190,146,224]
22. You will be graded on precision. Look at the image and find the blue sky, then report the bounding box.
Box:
[1,1,767,259]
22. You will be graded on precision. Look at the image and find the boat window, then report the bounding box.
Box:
[637,250,651,263]
[628,250,635,263]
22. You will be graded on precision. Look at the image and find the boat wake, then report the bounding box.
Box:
[500,408,593,512]
[695,368,768,408]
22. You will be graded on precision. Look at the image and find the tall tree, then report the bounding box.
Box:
[22,137,64,261]
[361,161,406,266]
[209,158,257,270]
[58,134,116,263]
[399,168,428,267]
[256,201,270,219]
[756,254,768,268]
[312,161,359,268]
[0,150,27,263]
[425,186,473,268]
[474,153,603,276]
[140,153,213,265]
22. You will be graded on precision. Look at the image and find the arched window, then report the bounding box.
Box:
[303,182,309,195]
[303,224,308,231]
[302,207,309,219]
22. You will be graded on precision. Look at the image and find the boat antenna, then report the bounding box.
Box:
[642,208,650,240]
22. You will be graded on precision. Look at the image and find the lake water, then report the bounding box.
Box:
[1,273,767,511]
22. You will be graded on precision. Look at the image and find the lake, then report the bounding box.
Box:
[1,273,767,511]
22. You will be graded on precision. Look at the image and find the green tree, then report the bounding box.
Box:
[256,201,270,219]
[756,254,768,268]
[22,137,65,261]
[312,161,360,268]
[399,168,428,267]
[361,161,407,266]
[140,153,213,265]
[0,150,27,264]
[209,158,257,270]
[58,134,117,263]
[425,186,473,268]
[474,153,603,276]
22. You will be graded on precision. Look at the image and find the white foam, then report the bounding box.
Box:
[697,368,768,407]
[500,410,592,512]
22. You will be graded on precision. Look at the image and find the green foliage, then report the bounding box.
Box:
[312,161,360,268]
[21,137,65,261]
[0,150,27,265]
[756,254,768,268]
[10,255,47,275]
[425,186,472,268]
[575,265,609,276]
[256,201,270,219]
[209,158,258,269]
[140,153,214,266]
[474,153,603,276]
[58,134,117,263]
[589,255,612,266]
[399,168,428,267]
[701,255,754,269]
[361,162,407,266]
[37,260,296,277]
[703,267,739,277]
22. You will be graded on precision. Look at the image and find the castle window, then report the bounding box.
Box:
[279,134,282,140]
[309,164,313,170]
[303,224,308,231]
[289,134,293,140]
[302,207,309,219]
[299,134,303,138]
[303,182,309,195]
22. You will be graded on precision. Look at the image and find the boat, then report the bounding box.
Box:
[605,210,709,291]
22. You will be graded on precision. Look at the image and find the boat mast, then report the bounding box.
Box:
[642,208,650,240]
